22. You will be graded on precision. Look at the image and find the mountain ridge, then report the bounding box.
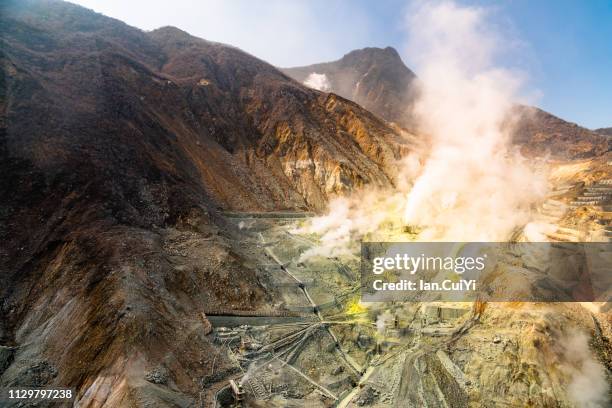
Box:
[285,47,610,159]
[596,127,612,136]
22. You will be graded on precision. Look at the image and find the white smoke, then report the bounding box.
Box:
[303,72,331,91]
[401,0,547,241]
[296,189,408,260]
[295,0,548,259]
[560,330,609,408]
[376,310,394,334]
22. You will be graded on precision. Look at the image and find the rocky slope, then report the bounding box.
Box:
[147,28,410,211]
[0,0,411,405]
[511,106,610,159]
[286,49,610,160]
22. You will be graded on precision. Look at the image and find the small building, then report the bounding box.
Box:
[422,304,469,325]
[229,379,244,403]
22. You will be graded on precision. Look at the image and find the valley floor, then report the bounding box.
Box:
[207,208,612,408]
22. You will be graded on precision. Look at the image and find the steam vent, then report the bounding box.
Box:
[1,1,611,407]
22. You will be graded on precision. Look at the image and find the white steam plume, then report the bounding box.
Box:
[296,190,409,260]
[298,0,548,259]
[402,0,547,241]
[303,72,331,91]
[560,330,609,407]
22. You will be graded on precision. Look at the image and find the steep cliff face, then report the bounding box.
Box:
[0,0,412,404]
[283,47,418,130]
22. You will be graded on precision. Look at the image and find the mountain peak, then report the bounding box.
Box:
[341,46,403,62]
[283,46,417,129]
[150,25,191,37]
[147,25,209,50]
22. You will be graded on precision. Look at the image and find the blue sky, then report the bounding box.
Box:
[71,0,611,129]
[495,0,612,130]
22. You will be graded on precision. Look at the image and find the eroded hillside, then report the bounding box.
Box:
[0,0,412,405]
